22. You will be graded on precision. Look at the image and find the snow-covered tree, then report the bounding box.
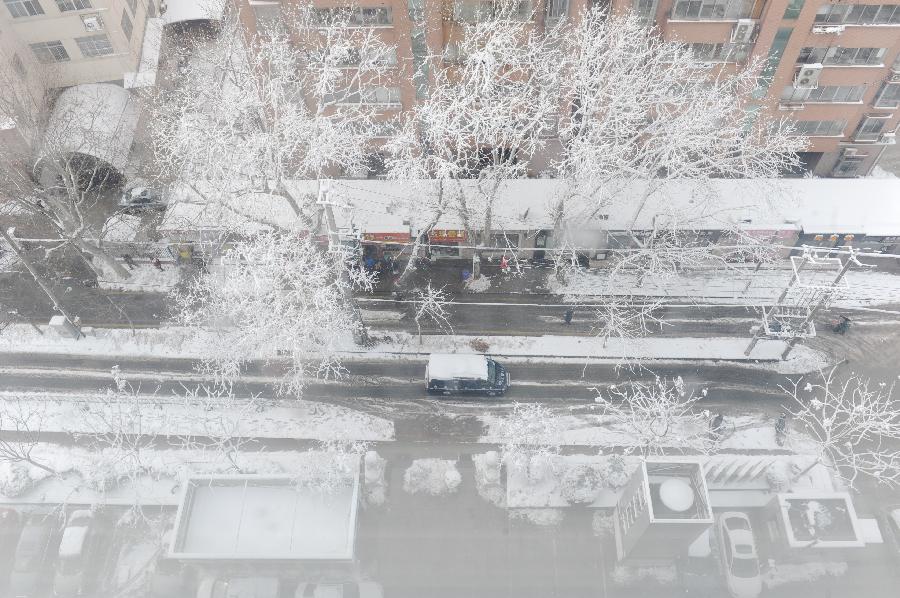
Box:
[495,402,563,480]
[412,283,453,345]
[145,3,398,224]
[782,368,900,489]
[595,377,711,456]
[173,231,371,395]
[0,397,57,475]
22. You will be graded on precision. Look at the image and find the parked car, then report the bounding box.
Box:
[119,186,166,212]
[295,582,383,598]
[149,557,197,598]
[716,512,762,598]
[8,513,62,598]
[425,353,510,397]
[53,509,108,597]
[880,505,900,562]
[196,576,285,598]
[0,508,23,589]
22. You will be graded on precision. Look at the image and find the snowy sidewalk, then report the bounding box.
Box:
[552,267,900,307]
[0,325,827,365]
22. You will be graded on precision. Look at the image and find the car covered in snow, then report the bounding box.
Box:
[295,581,384,598]
[195,576,287,598]
[119,185,166,213]
[53,510,108,597]
[716,512,762,598]
[425,353,509,397]
[8,513,62,598]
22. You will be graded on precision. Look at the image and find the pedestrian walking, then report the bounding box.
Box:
[500,255,509,273]
[152,257,164,271]
[564,308,574,325]
[123,254,136,270]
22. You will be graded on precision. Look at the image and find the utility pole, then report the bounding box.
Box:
[780,247,861,360]
[317,181,369,345]
[1,226,82,339]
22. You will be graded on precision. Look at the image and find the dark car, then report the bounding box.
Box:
[9,514,62,598]
[0,508,23,589]
[118,186,166,213]
[425,353,510,397]
[149,557,197,598]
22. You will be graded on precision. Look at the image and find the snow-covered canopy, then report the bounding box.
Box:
[41,84,139,172]
[170,474,359,560]
[162,0,224,24]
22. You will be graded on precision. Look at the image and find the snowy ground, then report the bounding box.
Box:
[96,260,183,292]
[553,267,900,308]
[0,391,394,441]
[0,324,830,366]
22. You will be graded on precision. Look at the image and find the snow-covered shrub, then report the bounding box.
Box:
[610,564,678,587]
[465,275,491,293]
[469,338,490,353]
[765,461,793,492]
[763,561,848,589]
[600,454,631,489]
[510,508,564,527]
[560,464,603,505]
[403,459,461,496]
[0,462,34,498]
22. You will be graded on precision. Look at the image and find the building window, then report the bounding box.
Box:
[789,120,846,136]
[546,0,568,20]
[688,41,753,63]
[325,86,401,105]
[815,4,900,25]
[314,6,393,27]
[671,0,753,20]
[4,0,44,18]
[798,47,886,66]
[121,9,133,40]
[324,46,398,67]
[854,115,889,141]
[832,151,867,177]
[54,0,90,10]
[11,53,27,77]
[634,0,659,24]
[806,85,866,102]
[30,40,69,63]
[453,0,532,22]
[76,33,114,57]
[874,82,900,107]
[783,0,803,19]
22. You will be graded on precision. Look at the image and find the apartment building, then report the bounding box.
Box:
[0,0,159,152]
[238,0,900,178]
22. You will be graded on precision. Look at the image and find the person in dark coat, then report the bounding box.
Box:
[564,308,574,325]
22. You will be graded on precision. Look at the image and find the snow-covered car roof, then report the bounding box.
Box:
[59,525,88,558]
[427,354,490,380]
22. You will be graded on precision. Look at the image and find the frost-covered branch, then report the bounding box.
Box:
[782,368,900,489]
[412,283,453,344]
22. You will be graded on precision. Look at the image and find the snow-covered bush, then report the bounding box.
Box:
[560,464,603,505]
[403,459,461,496]
[510,508,564,527]
[473,451,504,507]
[600,454,631,489]
[766,461,793,492]
[610,564,678,587]
[0,462,34,498]
[763,561,848,589]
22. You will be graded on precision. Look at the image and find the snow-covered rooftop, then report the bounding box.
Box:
[170,475,359,561]
[427,353,490,380]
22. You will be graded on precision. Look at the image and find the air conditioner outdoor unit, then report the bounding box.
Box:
[731,19,758,44]
[812,24,845,34]
[81,14,103,32]
[889,71,900,83]
[879,132,897,145]
[794,64,823,89]
[842,148,859,157]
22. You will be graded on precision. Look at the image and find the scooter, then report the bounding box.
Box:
[832,315,851,335]
[775,413,787,447]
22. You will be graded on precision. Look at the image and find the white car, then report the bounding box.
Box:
[716,512,762,598]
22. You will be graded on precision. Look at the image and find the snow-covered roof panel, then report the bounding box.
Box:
[170,474,359,561]
[59,525,88,558]
[427,353,489,380]
[42,84,139,172]
[162,0,224,24]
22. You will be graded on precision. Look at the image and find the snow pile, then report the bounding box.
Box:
[0,392,394,442]
[472,451,504,507]
[403,459,461,496]
[465,275,492,293]
[363,450,387,507]
[763,561,848,589]
[867,165,898,179]
[510,508,564,526]
[610,563,678,587]
[0,444,361,504]
[96,260,182,292]
[559,464,604,505]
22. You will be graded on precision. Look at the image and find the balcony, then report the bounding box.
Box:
[669,0,753,21]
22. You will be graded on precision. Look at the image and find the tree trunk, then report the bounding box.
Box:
[74,238,131,279]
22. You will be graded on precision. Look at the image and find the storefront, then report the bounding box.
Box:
[428,229,468,258]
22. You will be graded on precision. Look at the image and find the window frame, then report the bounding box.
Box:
[121,9,133,40]
[75,33,114,58]
[29,39,69,63]
[54,0,90,11]
[4,0,44,18]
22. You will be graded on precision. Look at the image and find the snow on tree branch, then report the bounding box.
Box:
[412,283,453,344]
[782,368,900,489]
[595,377,712,456]
[173,231,372,396]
